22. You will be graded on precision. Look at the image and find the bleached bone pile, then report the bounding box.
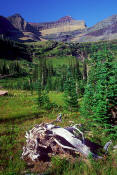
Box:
[22,114,112,161]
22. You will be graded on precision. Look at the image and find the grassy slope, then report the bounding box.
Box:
[0,90,72,174]
[47,56,76,67]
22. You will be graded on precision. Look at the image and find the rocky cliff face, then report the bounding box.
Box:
[1,13,117,42]
[29,16,86,38]
[5,14,86,42]
[7,14,27,31]
[0,15,23,39]
[7,14,41,41]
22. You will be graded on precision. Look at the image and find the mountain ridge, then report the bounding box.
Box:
[73,14,117,42]
[0,13,117,42]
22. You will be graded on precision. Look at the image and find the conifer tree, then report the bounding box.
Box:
[81,48,117,137]
[32,64,39,82]
[64,69,78,111]
[39,58,48,89]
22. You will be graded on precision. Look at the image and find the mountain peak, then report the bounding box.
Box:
[9,13,22,18]
[7,13,26,31]
[58,16,73,22]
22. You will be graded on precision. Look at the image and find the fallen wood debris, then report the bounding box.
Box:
[0,90,8,96]
[22,114,112,162]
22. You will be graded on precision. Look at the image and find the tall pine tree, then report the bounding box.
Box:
[81,48,117,137]
[64,69,78,111]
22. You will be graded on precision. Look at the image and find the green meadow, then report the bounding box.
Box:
[0,38,117,174]
[0,89,117,175]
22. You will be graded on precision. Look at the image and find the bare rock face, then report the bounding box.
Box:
[29,16,86,37]
[7,14,41,41]
[7,14,27,31]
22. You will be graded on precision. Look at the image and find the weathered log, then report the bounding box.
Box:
[0,90,8,96]
[21,115,112,161]
[0,73,14,79]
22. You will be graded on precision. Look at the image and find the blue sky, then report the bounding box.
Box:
[0,0,117,27]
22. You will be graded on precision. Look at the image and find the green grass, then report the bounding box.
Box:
[0,89,70,174]
[0,90,59,174]
[0,89,117,174]
[48,91,64,106]
[47,56,76,68]
[48,156,117,175]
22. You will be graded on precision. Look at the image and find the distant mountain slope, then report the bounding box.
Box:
[29,16,86,35]
[72,15,117,42]
[7,14,41,41]
[0,14,86,42]
[29,16,86,42]
[0,16,22,39]
[0,16,15,34]
[7,14,27,31]
[1,13,117,42]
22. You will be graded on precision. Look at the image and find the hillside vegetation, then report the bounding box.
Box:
[0,36,32,61]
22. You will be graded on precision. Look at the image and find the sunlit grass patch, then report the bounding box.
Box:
[47,56,76,68]
[0,90,38,121]
[48,91,64,106]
